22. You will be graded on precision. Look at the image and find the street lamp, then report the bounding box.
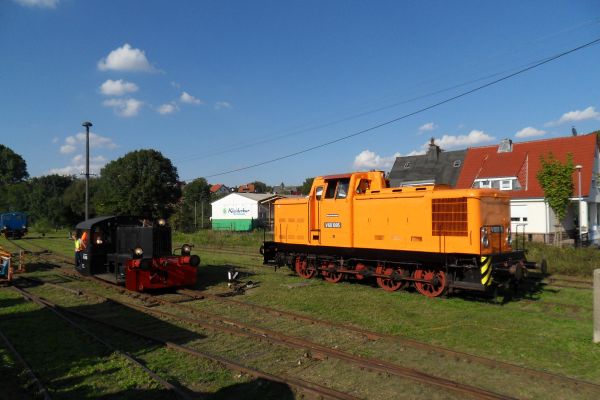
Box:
[82,121,93,221]
[575,164,582,246]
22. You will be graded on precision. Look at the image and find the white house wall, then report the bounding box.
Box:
[510,200,552,235]
[211,194,259,220]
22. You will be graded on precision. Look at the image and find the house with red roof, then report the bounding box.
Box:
[210,183,230,197]
[455,133,599,244]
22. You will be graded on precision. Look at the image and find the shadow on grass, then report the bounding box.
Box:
[2,287,298,399]
[195,264,256,291]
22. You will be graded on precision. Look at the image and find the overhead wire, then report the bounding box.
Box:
[176,17,600,164]
[185,36,600,180]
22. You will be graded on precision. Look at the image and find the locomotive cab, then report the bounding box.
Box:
[75,216,143,282]
[75,216,199,291]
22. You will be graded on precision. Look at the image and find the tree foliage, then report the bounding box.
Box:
[0,144,29,185]
[536,153,574,222]
[94,149,181,218]
[27,175,75,228]
[171,178,212,232]
[62,178,99,221]
[251,181,268,193]
[300,177,314,195]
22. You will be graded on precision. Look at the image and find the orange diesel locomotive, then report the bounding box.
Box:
[262,171,527,297]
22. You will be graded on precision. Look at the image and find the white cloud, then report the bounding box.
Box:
[157,102,178,115]
[215,101,232,110]
[60,144,76,154]
[51,135,115,176]
[353,150,401,170]
[180,91,202,105]
[432,130,495,150]
[59,132,117,154]
[48,155,109,177]
[97,44,155,72]
[13,0,58,8]
[515,126,546,138]
[52,137,59,144]
[171,81,181,88]
[103,98,143,117]
[100,79,139,96]
[418,122,437,133]
[545,106,600,127]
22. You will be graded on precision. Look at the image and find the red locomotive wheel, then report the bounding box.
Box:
[322,263,344,283]
[414,268,446,298]
[354,262,368,280]
[375,265,404,292]
[295,257,316,279]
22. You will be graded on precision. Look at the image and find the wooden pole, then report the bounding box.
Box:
[594,269,600,343]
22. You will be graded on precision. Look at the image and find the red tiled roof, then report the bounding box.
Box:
[210,184,223,193]
[455,134,597,198]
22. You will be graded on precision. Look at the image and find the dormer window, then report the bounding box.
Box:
[404,161,411,169]
[453,160,461,168]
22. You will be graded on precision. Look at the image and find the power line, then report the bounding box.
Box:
[177,17,599,164]
[194,36,600,180]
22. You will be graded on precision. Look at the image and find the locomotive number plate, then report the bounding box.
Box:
[324,222,341,229]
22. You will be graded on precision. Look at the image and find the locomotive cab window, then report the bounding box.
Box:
[355,179,370,194]
[324,178,350,199]
[315,186,323,200]
[325,181,337,199]
[336,179,350,199]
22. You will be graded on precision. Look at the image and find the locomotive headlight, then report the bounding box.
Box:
[181,243,192,256]
[480,227,489,248]
[157,218,166,226]
[133,247,144,258]
[481,235,490,248]
[95,237,103,245]
[22,225,27,229]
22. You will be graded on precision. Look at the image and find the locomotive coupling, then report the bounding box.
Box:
[508,261,527,281]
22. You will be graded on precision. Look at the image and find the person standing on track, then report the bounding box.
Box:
[72,232,84,267]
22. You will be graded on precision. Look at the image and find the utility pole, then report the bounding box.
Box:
[194,201,197,229]
[82,121,93,221]
[201,201,204,229]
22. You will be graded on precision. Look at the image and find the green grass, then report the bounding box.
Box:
[2,229,599,399]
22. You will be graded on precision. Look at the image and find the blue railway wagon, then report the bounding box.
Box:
[0,212,28,239]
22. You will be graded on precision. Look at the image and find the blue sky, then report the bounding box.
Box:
[1,0,600,187]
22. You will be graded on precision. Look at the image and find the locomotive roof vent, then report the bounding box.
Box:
[498,138,513,153]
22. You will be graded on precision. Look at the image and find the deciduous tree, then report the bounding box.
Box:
[537,153,574,222]
[95,149,181,218]
[0,144,28,185]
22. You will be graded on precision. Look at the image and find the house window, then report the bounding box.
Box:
[479,180,491,188]
[404,161,411,169]
[453,160,461,168]
[500,180,512,190]
[511,217,520,222]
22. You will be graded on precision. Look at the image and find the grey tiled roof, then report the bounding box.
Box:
[388,149,467,187]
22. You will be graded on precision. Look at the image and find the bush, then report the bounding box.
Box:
[524,241,600,277]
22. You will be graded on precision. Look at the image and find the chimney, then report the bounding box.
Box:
[498,138,513,153]
[572,126,578,136]
[427,137,441,160]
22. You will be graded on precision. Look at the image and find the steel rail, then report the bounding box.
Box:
[11,285,191,400]
[0,325,52,400]
[31,275,514,400]
[25,247,600,394]
[12,284,359,400]
[186,288,600,392]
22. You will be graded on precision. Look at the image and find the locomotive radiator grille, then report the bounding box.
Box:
[431,197,468,237]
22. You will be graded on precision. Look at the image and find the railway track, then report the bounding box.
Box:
[22,273,514,400]
[0,326,52,400]
[10,244,600,399]
[11,282,356,400]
